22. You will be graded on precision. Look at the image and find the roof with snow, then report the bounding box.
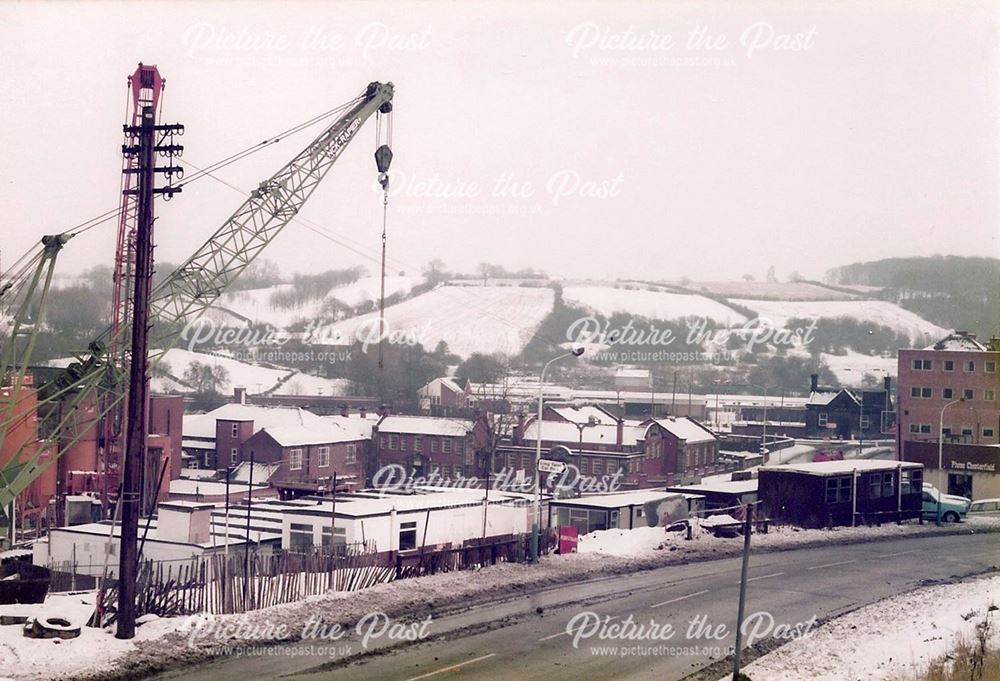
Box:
[323,414,376,440]
[230,461,280,483]
[615,368,651,379]
[766,459,923,476]
[925,331,989,352]
[258,422,368,447]
[645,417,716,444]
[376,415,475,437]
[550,490,691,509]
[806,389,859,407]
[522,419,646,447]
[548,404,618,425]
[182,404,328,439]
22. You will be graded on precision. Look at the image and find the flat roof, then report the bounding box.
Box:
[767,459,923,476]
[666,479,758,495]
[550,490,691,509]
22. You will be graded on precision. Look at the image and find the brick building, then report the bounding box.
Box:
[897,331,999,448]
[373,415,484,481]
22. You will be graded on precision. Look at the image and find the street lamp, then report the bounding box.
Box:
[937,397,965,526]
[530,347,584,563]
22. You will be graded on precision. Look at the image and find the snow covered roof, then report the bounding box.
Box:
[287,487,527,517]
[667,479,758,495]
[925,331,989,352]
[615,368,651,379]
[376,415,474,437]
[179,467,217,480]
[168,479,272,497]
[230,461,279,483]
[645,417,716,444]
[182,439,214,450]
[768,459,923,476]
[548,404,617,425]
[259,423,366,447]
[323,414,376,440]
[522,419,645,447]
[806,389,858,407]
[550,490,689,509]
[182,404,327,439]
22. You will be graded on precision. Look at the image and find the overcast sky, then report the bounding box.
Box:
[1,1,997,283]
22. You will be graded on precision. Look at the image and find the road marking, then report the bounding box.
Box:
[807,560,857,571]
[739,572,785,584]
[540,615,618,641]
[651,589,710,609]
[404,653,497,681]
[873,550,915,559]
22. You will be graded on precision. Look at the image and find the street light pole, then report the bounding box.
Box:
[937,397,965,526]
[531,348,583,563]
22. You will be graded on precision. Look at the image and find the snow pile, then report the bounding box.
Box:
[0,591,181,681]
[738,574,1000,681]
[562,286,747,325]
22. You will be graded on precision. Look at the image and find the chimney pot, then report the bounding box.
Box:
[810,373,818,392]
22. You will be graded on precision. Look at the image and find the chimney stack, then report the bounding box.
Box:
[616,418,624,447]
[360,406,367,418]
[883,376,891,392]
[379,404,391,417]
[340,404,349,418]
[810,373,818,392]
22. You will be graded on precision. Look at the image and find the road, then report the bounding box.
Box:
[146,531,999,681]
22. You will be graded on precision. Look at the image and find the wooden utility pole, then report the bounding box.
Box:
[116,105,156,640]
[732,504,753,680]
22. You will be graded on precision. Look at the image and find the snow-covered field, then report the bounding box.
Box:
[154,348,291,394]
[731,298,949,343]
[821,351,898,385]
[738,574,1000,681]
[562,286,747,325]
[321,284,555,358]
[211,276,414,327]
[690,281,859,301]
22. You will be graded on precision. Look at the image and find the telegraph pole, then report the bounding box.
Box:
[116,101,182,640]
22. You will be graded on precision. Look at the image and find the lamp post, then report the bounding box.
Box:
[937,397,965,526]
[531,348,584,563]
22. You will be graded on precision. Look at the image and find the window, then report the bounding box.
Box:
[818,412,828,426]
[963,389,975,400]
[869,473,883,498]
[912,359,932,371]
[860,415,871,430]
[944,360,955,372]
[431,439,439,453]
[399,521,418,551]
[388,435,398,450]
[965,360,976,373]
[983,427,995,438]
[464,451,473,467]
[189,461,199,470]
[230,448,238,465]
[289,448,303,471]
[943,388,954,399]
[321,526,347,553]
[985,389,995,402]
[909,423,921,434]
[231,423,239,438]
[901,469,921,494]
[289,523,313,551]
[440,465,450,478]
[986,361,996,374]
[882,472,895,498]
[345,444,357,464]
[379,435,387,448]
[399,438,407,452]
[911,387,932,398]
[318,447,330,468]
[580,458,589,474]
[414,436,423,452]
[442,439,453,454]
[455,439,465,454]
[204,451,212,467]
[943,427,952,436]
[825,476,852,503]
[961,425,974,436]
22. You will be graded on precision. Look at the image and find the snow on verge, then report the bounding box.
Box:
[736,574,1000,681]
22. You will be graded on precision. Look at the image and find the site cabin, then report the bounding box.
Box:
[548,491,704,535]
[757,459,924,529]
[665,472,758,514]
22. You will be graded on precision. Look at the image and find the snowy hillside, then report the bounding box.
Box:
[321,284,555,358]
[563,285,747,325]
[210,276,414,327]
[731,298,949,343]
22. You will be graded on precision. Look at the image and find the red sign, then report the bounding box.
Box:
[558,526,579,554]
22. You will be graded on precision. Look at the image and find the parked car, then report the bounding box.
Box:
[968,498,1000,516]
[920,484,971,522]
